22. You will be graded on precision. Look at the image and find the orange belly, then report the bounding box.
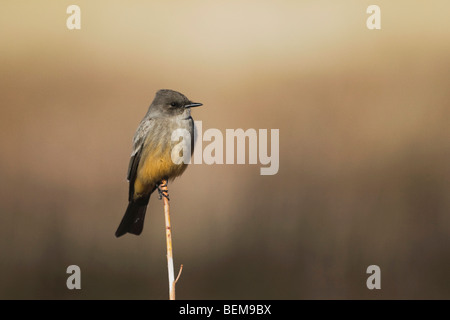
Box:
[133,145,187,198]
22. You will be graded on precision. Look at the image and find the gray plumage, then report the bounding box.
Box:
[116,89,202,237]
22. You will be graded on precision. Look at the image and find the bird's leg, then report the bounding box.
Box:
[157,180,170,201]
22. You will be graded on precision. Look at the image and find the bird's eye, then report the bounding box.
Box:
[170,102,177,107]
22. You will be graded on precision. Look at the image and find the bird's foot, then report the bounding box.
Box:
[157,182,170,201]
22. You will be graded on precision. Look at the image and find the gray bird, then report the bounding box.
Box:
[115,89,202,237]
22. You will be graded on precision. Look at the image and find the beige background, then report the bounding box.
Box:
[1,1,449,299]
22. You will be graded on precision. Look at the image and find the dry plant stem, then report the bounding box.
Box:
[175,264,183,284]
[161,179,176,300]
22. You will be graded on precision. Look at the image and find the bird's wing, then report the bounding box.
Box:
[127,119,153,201]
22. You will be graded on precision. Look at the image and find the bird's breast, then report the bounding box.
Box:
[133,117,194,196]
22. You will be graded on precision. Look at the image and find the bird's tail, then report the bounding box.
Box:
[115,197,150,237]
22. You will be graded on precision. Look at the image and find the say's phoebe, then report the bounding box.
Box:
[115,89,202,237]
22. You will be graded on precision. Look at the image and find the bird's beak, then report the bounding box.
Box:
[186,102,203,108]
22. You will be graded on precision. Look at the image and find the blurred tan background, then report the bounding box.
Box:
[1,1,449,299]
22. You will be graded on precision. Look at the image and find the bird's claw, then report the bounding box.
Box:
[157,182,170,201]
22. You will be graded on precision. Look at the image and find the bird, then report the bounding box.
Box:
[115,89,202,237]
